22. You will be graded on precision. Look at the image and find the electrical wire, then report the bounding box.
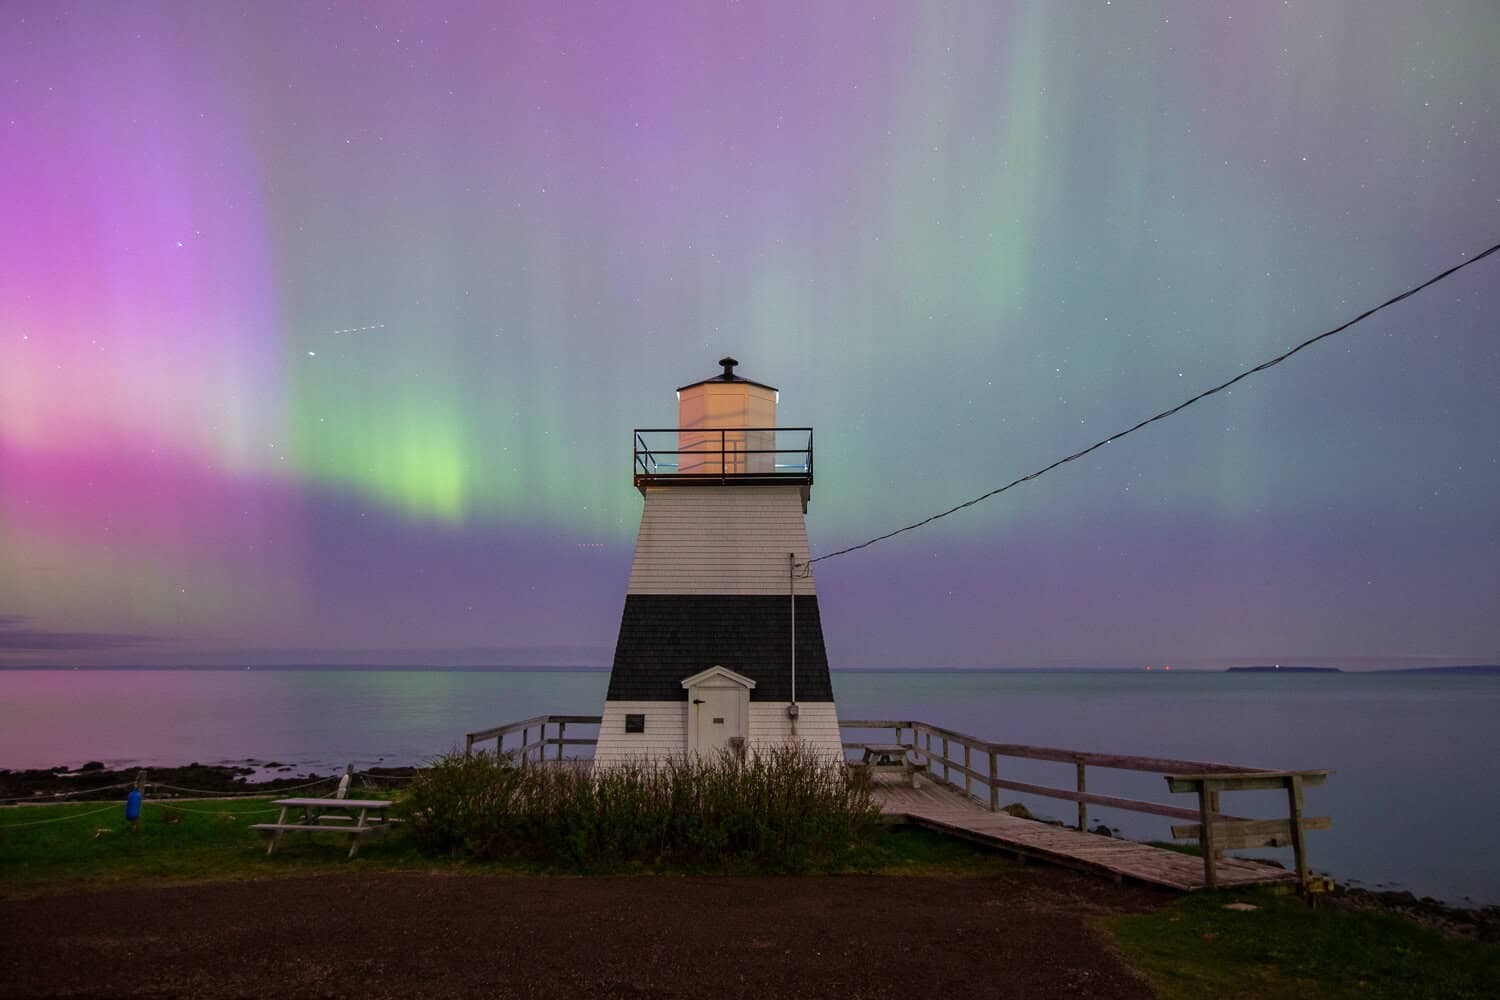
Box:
[805,240,1500,569]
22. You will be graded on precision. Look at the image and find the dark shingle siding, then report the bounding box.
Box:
[606,594,834,702]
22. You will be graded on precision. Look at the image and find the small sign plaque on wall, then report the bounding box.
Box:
[625,713,645,733]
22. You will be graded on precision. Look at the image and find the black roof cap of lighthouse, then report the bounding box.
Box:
[677,356,778,393]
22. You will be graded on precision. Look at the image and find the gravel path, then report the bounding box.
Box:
[1,869,1166,998]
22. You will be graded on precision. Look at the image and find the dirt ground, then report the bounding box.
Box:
[0,869,1166,999]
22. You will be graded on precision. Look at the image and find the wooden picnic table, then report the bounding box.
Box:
[252,797,394,858]
[857,743,924,788]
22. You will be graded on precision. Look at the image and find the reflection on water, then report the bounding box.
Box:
[2,667,1496,905]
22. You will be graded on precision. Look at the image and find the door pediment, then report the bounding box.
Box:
[680,665,757,690]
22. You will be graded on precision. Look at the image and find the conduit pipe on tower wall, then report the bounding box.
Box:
[789,552,798,739]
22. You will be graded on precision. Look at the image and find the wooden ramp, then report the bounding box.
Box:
[872,777,1298,892]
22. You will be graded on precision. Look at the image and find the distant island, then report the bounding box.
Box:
[1385,664,1500,675]
[1227,666,1343,673]
[1226,664,1500,675]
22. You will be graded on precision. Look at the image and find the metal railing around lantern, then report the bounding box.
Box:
[632,427,813,490]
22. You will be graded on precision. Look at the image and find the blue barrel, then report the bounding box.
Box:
[125,788,142,821]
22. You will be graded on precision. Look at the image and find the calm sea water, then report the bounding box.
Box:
[2,668,1496,905]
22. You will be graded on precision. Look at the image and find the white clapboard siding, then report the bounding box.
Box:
[748,702,843,763]
[595,700,688,767]
[627,486,817,596]
[596,700,843,767]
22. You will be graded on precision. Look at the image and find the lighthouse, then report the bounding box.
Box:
[594,358,843,766]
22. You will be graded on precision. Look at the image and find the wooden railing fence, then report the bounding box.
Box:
[842,719,1330,892]
[462,714,1331,891]
[464,715,601,762]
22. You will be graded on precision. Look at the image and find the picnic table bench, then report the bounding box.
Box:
[854,743,925,788]
[253,797,394,858]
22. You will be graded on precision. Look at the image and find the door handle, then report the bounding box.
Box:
[692,699,705,705]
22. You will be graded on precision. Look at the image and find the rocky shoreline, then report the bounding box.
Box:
[1326,885,1500,944]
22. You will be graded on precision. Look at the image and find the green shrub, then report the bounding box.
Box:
[401,745,880,872]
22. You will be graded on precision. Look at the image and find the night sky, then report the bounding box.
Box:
[2,1,1496,669]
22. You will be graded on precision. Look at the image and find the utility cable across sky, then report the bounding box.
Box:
[807,240,1500,569]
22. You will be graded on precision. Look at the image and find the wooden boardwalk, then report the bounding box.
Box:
[872,777,1299,892]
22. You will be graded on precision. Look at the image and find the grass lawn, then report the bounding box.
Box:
[0,798,1009,894]
[1106,888,1500,1000]
[8,799,1498,1000]
[0,798,435,893]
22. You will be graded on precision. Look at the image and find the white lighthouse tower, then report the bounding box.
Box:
[594,358,842,766]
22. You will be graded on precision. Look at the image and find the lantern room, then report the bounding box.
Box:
[676,357,777,475]
[634,357,813,507]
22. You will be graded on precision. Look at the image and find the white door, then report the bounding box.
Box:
[693,685,742,756]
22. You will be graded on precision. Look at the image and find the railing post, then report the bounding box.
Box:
[466,734,474,756]
[941,737,950,784]
[558,720,566,761]
[521,727,528,764]
[963,744,972,798]
[1287,774,1309,893]
[1208,789,1223,860]
[988,751,999,811]
[1077,763,1088,832]
[1198,781,1218,888]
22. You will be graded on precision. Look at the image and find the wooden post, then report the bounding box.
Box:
[1198,781,1218,888]
[988,751,999,812]
[1076,763,1088,832]
[963,744,972,798]
[521,727,528,764]
[924,730,932,771]
[465,734,474,755]
[941,737,950,784]
[1287,774,1309,893]
[557,720,566,761]
[1208,789,1223,860]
